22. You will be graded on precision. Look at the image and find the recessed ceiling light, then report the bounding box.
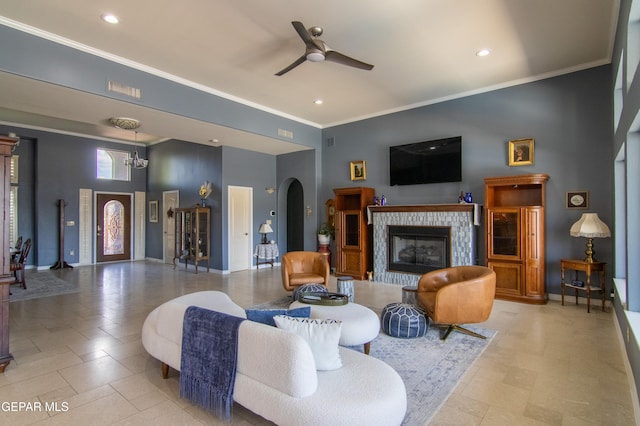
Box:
[101,13,119,24]
[476,49,491,57]
[314,99,323,105]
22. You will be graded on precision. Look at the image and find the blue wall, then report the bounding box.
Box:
[0,125,147,267]
[322,65,614,296]
[0,25,322,150]
[277,149,318,253]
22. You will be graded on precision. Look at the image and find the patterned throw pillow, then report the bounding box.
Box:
[274,315,343,371]
[245,307,311,327]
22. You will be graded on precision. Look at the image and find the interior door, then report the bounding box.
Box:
[96,193,131,262]
[228,186,252,272]
[163,190,179,264]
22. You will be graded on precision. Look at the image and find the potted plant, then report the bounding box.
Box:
[317,223,334,245]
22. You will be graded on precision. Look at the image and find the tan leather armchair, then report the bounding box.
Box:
[416,265,496,340]
[281,251,330,292]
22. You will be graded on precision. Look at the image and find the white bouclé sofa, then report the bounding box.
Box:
[141,291,407,426]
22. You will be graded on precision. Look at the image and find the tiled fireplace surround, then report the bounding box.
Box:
[369,204,480,286]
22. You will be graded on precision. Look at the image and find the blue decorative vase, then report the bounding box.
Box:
[464,192,473,203]
[201,198,206,207]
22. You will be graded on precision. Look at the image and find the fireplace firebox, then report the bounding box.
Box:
[387,225,451,274]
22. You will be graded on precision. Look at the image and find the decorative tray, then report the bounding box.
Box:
[297,292,349,306]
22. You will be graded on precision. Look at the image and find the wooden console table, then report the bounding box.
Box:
[560,259,606,313]
[254,243,279,268]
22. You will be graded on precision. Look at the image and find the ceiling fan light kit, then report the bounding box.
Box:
[276,21,374,76]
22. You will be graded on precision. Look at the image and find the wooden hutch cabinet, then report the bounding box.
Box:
[485,174,549,304]
[173,206,210,273]
[0,135,18,373]
[334,187,375,280]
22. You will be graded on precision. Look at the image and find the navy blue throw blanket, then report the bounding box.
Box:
[179,306,245,422]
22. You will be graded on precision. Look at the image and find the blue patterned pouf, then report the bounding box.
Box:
[381,303,429,338]
[293,283,328,301]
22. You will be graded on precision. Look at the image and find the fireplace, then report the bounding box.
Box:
[370,204,479,286]
[387,226,451,274]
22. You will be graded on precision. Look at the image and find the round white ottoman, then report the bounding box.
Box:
[289,300,380,354]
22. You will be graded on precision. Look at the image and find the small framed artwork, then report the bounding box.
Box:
[508,138,534,166]
[149,200,159,222]
[350,160,367,181]
[566,191,589,209]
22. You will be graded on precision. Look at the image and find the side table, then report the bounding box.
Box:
[254,243,279,269]
[560,259,606,313]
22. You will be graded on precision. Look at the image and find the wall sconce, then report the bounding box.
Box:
[265,187,276,194]
[306,206,312,217]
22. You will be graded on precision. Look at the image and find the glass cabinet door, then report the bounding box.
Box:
[197,211,208,257]
[343,211,361,247]
[488,209,520,258]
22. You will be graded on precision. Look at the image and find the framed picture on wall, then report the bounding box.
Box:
[149,200,159,222]
[350,160,366,181]
[508,138,534,166]
[566,191,589,209]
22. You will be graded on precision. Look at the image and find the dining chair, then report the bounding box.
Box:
[11,236,23,263]
[10,237,31,289]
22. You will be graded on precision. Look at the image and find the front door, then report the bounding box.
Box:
[96,193,131,262]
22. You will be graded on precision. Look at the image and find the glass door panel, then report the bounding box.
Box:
[490,210,519,257]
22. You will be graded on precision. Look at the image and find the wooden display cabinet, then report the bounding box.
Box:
[173,206,210,273]
[333,187,375,280]
[485,174,549,304]
[0,135,18,373]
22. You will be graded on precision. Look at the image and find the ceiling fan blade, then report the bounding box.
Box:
[275,55,307,76]
[292,21,323,51]
[325,50,374,71]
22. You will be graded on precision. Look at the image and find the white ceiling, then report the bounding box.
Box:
[0,0,619,154]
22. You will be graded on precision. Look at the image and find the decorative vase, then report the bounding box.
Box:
[464,192,473,203]
[201,198,206,207]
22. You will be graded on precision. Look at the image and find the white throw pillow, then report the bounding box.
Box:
[274,315,343,371]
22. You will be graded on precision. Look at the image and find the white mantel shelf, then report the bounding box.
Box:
[368,204,477,213]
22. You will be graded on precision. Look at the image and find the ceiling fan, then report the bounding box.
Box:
[275,21,374,76]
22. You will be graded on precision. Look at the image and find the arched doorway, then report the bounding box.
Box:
[286,179,304,251]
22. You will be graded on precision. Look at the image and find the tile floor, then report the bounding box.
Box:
[0,261,636,425]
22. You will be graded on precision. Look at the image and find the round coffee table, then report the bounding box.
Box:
[289,300,379,354]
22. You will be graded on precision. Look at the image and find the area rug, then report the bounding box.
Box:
[250,297,495,425]
[9,272,79,302]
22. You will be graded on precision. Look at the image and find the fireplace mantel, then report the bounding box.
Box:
[369,204,476,213]
[368,204,481,226]
[370,204,481,286]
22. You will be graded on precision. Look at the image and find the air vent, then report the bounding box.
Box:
[107,80,142,99]
[278,128,294,139]
[327,136,335,147]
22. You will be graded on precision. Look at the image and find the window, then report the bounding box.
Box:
[97,148,131,181]
[9,156,18,246]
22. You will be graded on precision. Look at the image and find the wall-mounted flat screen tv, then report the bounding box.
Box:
[389,136,462,186]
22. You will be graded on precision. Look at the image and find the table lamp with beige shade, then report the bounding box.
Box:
[569,213,611,263]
